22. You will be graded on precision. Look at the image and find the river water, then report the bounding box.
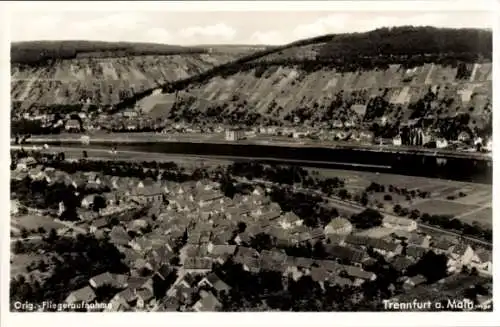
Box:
[36,140,492,184]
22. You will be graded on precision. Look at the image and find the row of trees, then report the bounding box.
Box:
[12,40,207,66]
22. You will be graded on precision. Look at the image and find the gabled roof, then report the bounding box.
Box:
[66,286,96,303]
[325,245,367,263]
[310,266,330,282]
[475,248,492,263]
[408,274,427,285]
[136,288,154,302]
[406,245,427,259]
[194,291,221,311]
[183,257,213,270]
[432,239,455,251]
[390,255,414,271]
[91,218,110,229]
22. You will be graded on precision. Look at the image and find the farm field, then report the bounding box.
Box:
[410,199,480,217]
[12,215,66,232]
[458,207,492,227]
[313,168,492,227]
[10,253,43,276]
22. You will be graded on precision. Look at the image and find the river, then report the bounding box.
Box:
[32,140,492,184]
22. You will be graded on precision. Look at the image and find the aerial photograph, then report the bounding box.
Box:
[8,6,493,313]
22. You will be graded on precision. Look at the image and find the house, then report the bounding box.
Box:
[129,185,164,204]
[382,216,418,232]
[192,290,222,312]
[81,194,97,209]
[457,131,471,143]
[225,129,244,141]
[469,248,492,276]
[484,138,492,152]
[448,244,476,272]
[406,233,431,248]
[183,257,213,272]
[366,238,403,259]
[28,165,46,181]
[390,255,414,274]
[90,218,110,233]
[89,272,128,289]
[109,226,132,246]
[65,119,81,131]
[432,239,455,254]
[393,135,402,146]
[436,138,449,149]
[325,244,368,265]
[403,275,427,289]
[198,273,231,294]
[107,288,136,311]
[16,156,37,171]
[122,109,139,118]
[337,264,376,285]
[406,245,428,260]
[197,192,224,208]
[136,288,155,309]
[277,212,303,229]
[207,244,236,263]
[324,217,353,236]
[10,200,20,216]
[65,286,96,304]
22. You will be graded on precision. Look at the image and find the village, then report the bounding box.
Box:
[12,103,493,154]
[10,154,493,312]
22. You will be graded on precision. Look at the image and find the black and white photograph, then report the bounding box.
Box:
[2,0,497,323]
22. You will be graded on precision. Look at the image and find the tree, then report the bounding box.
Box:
[338,189,350,200]
[237,222,247,234]
[383,194,393,201]
[250,233,275,252]
[13,240,25,254]
[408,251,448,283]
[360,192,369,206]
[350,208,383,229]
[409,209,421,219]
[393,204,402,215]
[312,241,327,259]
[92,195,107,212]
[20,228,29,239]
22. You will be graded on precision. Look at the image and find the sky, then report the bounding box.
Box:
[9,10,493,46]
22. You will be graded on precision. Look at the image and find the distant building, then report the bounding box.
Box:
[324,217,353,236]
[382,216,417,232]
[225,129,244,141]
[393,135,402,146]
[485,138,492,152]
[457,131,471,143]
[122,109,139,118]
[436,138,449,149]
[65,119,81,132]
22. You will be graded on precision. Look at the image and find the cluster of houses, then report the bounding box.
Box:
[11,158,492,311]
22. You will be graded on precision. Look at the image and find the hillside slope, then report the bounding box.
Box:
[157,27,492,136]
[10,41,246,111]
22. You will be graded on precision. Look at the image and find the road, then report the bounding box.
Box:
[239,177,492,248]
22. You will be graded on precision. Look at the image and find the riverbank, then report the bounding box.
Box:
[21,132,492,161]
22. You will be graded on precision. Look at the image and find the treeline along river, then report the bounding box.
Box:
[38,140,492,184]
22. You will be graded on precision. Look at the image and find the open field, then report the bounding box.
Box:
[313,168,492,227]
[10,253,44,276]
[411,199,480,216]
[12,215,67,232]
[456,207,492,227]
